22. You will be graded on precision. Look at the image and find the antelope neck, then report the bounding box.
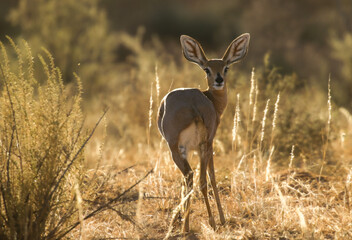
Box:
[203,88,228,117]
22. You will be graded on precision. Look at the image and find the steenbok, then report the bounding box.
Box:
[157,34,250,232]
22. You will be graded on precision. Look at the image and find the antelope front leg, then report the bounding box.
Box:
[169,143,193,233]
[182,170,193,233]
[208,155,225,225]
[199,142,216,229]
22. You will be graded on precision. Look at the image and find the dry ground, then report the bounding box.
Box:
[67,67,352,240]
[69,138,352,240]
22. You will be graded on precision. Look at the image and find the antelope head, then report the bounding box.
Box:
[180,34,250,91]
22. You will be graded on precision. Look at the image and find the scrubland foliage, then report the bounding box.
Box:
[0,38,86,240]
[76,32,352,239]
[1,1,352,239]
[1,32,351,240]
[331,32,352,103]
[7,0,117,88]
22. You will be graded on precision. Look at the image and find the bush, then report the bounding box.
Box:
[0,38,87,239]
[8,0,117,89]
[331,32,352,106]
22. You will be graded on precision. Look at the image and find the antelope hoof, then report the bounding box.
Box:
[209,217,216,230]
[182,224,190,233]
[220,215,226,225]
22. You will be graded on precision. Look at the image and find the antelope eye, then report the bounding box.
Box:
[204,68,211,75]
[224,67,229,74]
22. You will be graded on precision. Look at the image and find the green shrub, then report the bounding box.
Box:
[0,38,86,239]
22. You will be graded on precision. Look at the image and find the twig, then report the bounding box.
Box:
[116,164,136,175]
[49,109,108,201]
[107,206,146,234]
[54,168,153,239]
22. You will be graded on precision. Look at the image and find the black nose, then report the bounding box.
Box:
[215,73,223,84]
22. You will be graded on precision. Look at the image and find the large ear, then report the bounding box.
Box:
[180,35,208,67]
[222,33,250,65]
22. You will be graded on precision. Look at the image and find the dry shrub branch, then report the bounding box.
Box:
[0,38,101,240]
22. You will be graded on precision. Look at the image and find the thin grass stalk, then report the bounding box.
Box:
[232,93,241,152]
[320,76,332,178]
[168,78,175,93]
[289,145,295,170]
[250,78,259,151]
[274,183,287,215]
[249,68,256,107]
[155,63,160,106]
[74,178,84,240]
[260,99,270,151]
[147,81,153,147]
[270,92,280,148]
[136,184,144,238]
[252,79,258,123]
[163,189,194,240]
[253,154,257,194]
[327,75,332,138]
[265,146,274,181]
[296,208,308,237]
[246,68,255,152]
[236,154,246,171]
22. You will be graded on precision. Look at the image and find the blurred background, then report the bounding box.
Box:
[0,0,351,158]
[1,0,351,103]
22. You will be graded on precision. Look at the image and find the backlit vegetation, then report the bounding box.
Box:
[0,1,352,239]
[75,32,352,239]
[0,38,88,239]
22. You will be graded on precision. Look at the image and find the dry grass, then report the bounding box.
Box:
[71,144,352,239]
[71,67,352,239]
[2,33,352,240]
